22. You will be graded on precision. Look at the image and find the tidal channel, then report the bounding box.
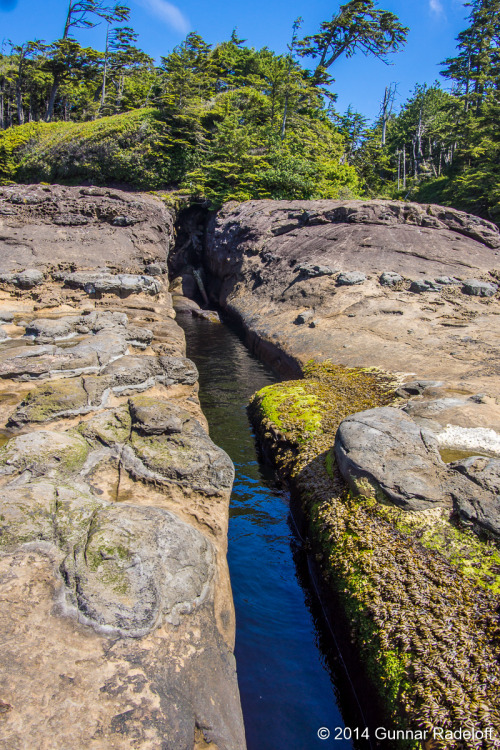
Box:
[177,312,365,750]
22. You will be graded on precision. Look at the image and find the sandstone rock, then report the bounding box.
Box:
[25,315,81,341]
[379,271,402,286]
[0,269,44,289]
[145,262,163,275]
[8,379,91,426]
[205,199,500,393]
[15,269,44,289]
[173,294,202,313]
[462,279,498,297]
[449,456,500,495]
[78,405,132,445]
[297,263,337,278]
[295,310,314,325]
[158,355,198,385]
[64,271,161,296]
[0,430,90,477]
[128,399,234,496]
[112,215,139,227]
[435,275,460,285]
[129,396,188,435]
[61,504,215,635]
[0,194,245,750]
[335,406,500,537]
[337,271,366,286]
[395,380,443,397]
[192,308,221,323]
[0,184,173,275]
[124,323,153,347]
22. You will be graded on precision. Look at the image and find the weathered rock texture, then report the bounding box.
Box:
[0,186,245,750]
[335,406,500,537]
[0,183,173,274]
[206,199,500,437]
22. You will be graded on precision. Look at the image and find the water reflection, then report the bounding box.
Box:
[176,312,363,750]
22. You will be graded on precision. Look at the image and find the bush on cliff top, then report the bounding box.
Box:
[0,109,173,189]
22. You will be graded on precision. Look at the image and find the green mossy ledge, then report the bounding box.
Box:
[248,361,500,749]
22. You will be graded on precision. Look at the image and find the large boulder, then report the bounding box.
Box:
[334,406,500,537]
[334,406,451,511]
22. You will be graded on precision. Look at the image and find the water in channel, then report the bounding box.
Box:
[177,312,360,750]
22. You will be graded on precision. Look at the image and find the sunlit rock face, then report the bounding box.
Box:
[0,185,246,750]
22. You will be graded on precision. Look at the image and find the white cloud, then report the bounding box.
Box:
[429,0,445,14]
[135,0,190,34]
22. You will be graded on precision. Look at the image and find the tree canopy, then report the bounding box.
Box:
[0,0,498,222]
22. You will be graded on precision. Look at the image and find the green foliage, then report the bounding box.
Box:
[0,108,172,187]
[347,0,500,222]
[1,31,360,203]
[297,0,409,83]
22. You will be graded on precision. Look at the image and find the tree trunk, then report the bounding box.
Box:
[380,84,396,146]
[16,87,24,126]
[280,95,288,141]
[45,79,59,122]
[63,0,73,39]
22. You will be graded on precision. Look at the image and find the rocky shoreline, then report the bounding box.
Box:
[2,186,500,749]
[0,185,245,750]
[196,199,500,747]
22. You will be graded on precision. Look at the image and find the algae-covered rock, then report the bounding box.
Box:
[0,430,90,477]
[0,480,57,548]
[61,504,215,635]
[249,362,500,748]
[78,406,132,445]
[8,379,90,425]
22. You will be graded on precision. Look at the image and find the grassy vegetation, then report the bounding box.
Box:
[0,108,172,188]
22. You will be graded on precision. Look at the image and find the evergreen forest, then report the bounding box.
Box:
[0,0,499,221]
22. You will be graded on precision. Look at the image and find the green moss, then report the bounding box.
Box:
[324,451,335,479]
[0,430,90,475]
[11,380,88,424]
[78,406,132,446]
[86,543,132,596]
[258,383,322,435]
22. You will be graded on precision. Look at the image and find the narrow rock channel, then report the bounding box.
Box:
[176,311,366,750]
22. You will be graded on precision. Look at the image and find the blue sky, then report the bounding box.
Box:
[0,0,469,121]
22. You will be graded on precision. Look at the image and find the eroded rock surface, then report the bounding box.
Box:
[0,190,245,750]
[334,406,500,537]
[0,184,173,274]
[205,199,500,403]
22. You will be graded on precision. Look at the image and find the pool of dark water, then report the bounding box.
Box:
[177,313,365,750]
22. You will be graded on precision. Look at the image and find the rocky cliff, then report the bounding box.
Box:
[0,185,246,750]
